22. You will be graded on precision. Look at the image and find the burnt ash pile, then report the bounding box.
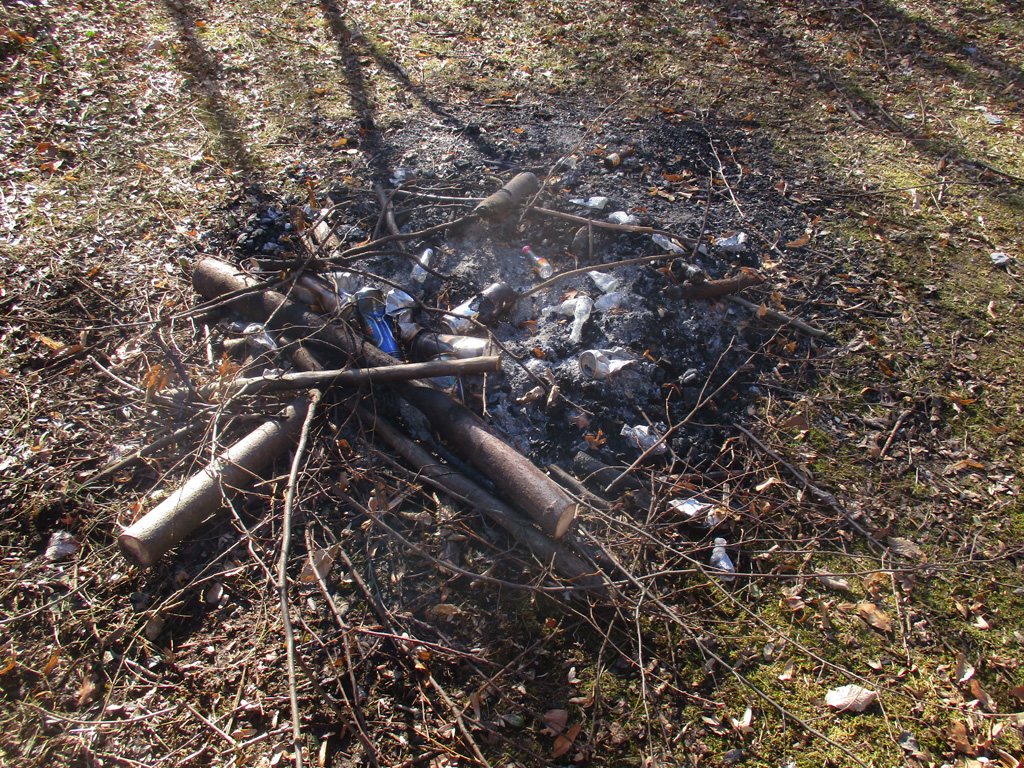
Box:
[217,108,817,479]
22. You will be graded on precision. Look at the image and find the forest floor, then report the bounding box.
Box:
[1,0,1023,767]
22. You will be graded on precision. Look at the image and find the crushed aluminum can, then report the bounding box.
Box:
[578,347,636,380]
[385,288,416,326]
[440,296,479,335]
[620,423,668,455]
[476,282,518,324]
[715,231,748,253]
[410,332,494,360]
[396,321,422,343]
[331,270,360,295]
[354,287,400,357]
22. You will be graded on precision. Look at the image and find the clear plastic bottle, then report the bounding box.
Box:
[410,247,435,284]
[523,246,554,279]
[569,295,593,344]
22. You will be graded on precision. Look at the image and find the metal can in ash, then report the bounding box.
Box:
[354,287,400,357]
[578,347,636,380]
[476,282,518,324]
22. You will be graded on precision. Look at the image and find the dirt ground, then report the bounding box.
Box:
[1,1,1023,767]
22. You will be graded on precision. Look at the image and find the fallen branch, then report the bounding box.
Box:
[528,206,699,248]
[118,397,310,567]
[279,389,321,768]
[726,295,828,338]
[354,406,603,590]
[192,258,577,539]
[162,356,502,401]
[674,272,763,301]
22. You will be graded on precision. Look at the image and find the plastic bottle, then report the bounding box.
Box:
[410,247,435,285]
[523,246,554,279]
[709,538,736,582]
[569,295,593,344]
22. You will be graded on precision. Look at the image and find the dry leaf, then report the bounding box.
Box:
[888,536,926,561]
[815,571,854,594]
[541,709,568,736]
[948,721,976,755]
[785,233,811,248]
[825,684,877,712]
[429,603,462,618]
[778,658,795,681]
[77,674,99,707]
[300,544,339,584]
[552,722,581,758]
[857,601,892,632]
[970,679,997,713]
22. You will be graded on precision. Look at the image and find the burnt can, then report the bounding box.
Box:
[439,295,479,335]
[353,287,400,357]
[411,332,493,360]
[476,282,518,324]
[407,332,463,399]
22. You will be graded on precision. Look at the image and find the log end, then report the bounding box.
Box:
[118,532,157,569]
[553,501,579,539]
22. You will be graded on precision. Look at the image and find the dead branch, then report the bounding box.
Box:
[163,356,502,401]
[118,397,310,567]
[528,206,699,248]
[354,406,603,590]
[674,272,763,300]
[726,294,828,338]
[279,390,320,768]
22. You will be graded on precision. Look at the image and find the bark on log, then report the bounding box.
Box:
[472,172,539,220]
[119,398,310,567]
[355,407,602,589]
[192,259,577,538]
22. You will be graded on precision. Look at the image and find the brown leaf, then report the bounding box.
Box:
[77,674,98,707]
[970,679,997,713]
[948,721,976,756]
[825,684,877,712]
[857,601,892,632]
[541,709,568,736]
[778,658,795,681]
[785,233,811,248]
[552,722,581,758]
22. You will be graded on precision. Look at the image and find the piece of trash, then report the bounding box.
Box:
[45,530,80,561]
[709,537,736,581]
[517,385,546,405]
[523,245,554,279]
[476,282,518,324]
[440,296,479,335]
[991,251,1012,268]
[667,498,724,528]
[825,684,877,712]
[588,271,620,294]
[578,347,636,379]
[569,295,593,344]
[620,423,667,455]
[243,323,278,354]
[385,288,416,326]
[604,147,634,169]
[354,288,400,357]
[983,112,1005,127]
[594,291,624,312]
[390,167,412,185]
[331,270,360,296]
[409,247,436,285]
[569,196,609,210]
[652,233,686,254]
[715,231,748,253]
[607,211,640,226]
[411,332,494,360]
[680,368,700,384]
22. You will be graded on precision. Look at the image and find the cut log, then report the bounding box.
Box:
[119,397,310,567]
[191,258,577,539]
[472,172,539,220]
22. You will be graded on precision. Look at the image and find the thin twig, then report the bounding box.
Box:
[278,389,322,768]
[726,295,828,338]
